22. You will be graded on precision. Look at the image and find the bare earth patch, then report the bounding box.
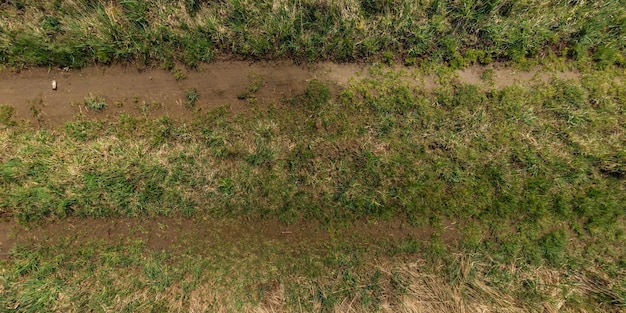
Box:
[0,215,461,260]
[0,62,580,127]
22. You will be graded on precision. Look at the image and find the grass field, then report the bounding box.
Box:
[2,64,625,311]
[1,0,626,311]
[1,0,625,68]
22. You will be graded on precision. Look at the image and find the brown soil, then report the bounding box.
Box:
[0,61,316,127]
[0,219,16,259]
[457,64,580,87]
[0,216,460,260]
[0,62,580,127]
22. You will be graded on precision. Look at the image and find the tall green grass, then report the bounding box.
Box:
[0,0,625,67]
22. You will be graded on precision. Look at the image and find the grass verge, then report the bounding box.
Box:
[0,0,625,68]
[0,65,625,311]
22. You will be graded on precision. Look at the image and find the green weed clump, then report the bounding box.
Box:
[237,73,264,103]
[83,94,106,111]
[0,104,15,126]
[184,88,199,108]
[172,67,186,81]
[290,79,331,111]
[1,0,625,67]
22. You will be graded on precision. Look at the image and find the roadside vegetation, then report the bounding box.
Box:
[1,65,625,311]
[0,0,625,68]
[1,0,626,311]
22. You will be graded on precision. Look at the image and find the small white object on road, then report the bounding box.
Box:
[52,80,57,90]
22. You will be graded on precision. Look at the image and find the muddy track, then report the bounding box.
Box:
[0,61,580,127]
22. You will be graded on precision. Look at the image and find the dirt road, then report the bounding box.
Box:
[0,61,579,127]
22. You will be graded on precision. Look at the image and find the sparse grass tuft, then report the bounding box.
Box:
[481,69,494,84]
[185,88,199,108]
[173,67,187,81]
[83,93,106,111]
[0,104,15,126]
[290,79,330,111]
[248,73,263,94]
[237,73,264,103]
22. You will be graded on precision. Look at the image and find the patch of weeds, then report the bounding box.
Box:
[495,85,527,121]
[549,79,587,109]
[237,73,264,102]
[389,238,421,255]
[185,88,199,108]
[404,57,417,66]
[460,222,484,250]
[65,120,103,141]
[115,113,140,138]
[382,51,394,66]
[41,15,61,37]
[452,84,486,107]
[139,101,163,115]
[29,97,45,107]
[246,137,276,167]
[119,0,149,29]
[84,93,106,111]
[291,80,330,111]
[481,69,494,84]
[593,46,624,69]
[173,67,187,81]
[150,117,175,146]
[160,59,175,71]
[139,101,150,114]
[426,235,447,259]
[185,0,204,16]
[29,105,44,126]
[237,92,248,100]
[544,79,590,125]
[248,73,263,94]
[246,94,258,105]
[0,104,15,126]
[144,258,172,291]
